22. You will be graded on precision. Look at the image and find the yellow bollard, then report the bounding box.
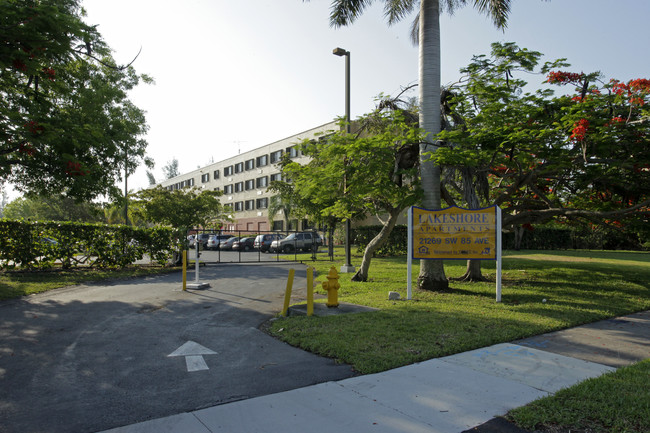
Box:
[281,268,295,317]
[322,266,340,307]
[307,267,314,316]
[182,249,187,291]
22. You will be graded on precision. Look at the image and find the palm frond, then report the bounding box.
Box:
[472,0,511,29]
[328,0,374,27]
[384,0,418,25]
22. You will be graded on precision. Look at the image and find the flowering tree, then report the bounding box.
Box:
[434,42,650,243]
[1,0,152,200]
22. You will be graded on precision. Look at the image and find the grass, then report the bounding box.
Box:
[271,248,650,433]
[271,249,650,374]
[0,265,179,301]
[508,359,650,433]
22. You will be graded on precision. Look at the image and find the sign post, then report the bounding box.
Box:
[407,205,502,301]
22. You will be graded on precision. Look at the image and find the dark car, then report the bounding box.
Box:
[232,237,255,252]
[219,236,239,251]
[253,233,285,253]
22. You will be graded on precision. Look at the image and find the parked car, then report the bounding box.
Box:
[232,237,255,252]
[253,233,285,253]
[219,236,239,251]
[206,234,234,250]
[270,232,322,253]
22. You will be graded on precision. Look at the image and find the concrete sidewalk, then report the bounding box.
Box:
[101,310,649,433]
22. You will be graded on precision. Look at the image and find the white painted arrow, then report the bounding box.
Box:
[168,341,217,372]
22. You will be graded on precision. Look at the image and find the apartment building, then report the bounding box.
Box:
[157,121,339,232]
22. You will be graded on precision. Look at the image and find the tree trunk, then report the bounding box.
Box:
[461,168,486,281]
[417,0,448,291]
[514,226,524,250]
[454,259,488,282]
[351,208,402,282]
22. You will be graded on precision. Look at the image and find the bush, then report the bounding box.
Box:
[0,219,175,270]
[352,224,643,257]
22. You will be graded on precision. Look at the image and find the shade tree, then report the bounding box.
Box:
[433,42,650,243]
[1,0,152,200]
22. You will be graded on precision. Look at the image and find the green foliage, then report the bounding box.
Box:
[1,0,152,200]
[274,110,422,224]
[353,225,408,256]
[2,194,105,222]
[434,42,650,231]
[134,186,228,247]
[0,219,174,270]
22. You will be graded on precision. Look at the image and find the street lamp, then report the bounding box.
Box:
[333,47,355,273]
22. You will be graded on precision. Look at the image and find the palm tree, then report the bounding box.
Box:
[268,195,295,232]
[317,0,510,290]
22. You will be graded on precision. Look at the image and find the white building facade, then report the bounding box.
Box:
[157,121,338,232]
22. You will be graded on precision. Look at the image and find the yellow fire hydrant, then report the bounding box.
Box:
[322,266,341,307]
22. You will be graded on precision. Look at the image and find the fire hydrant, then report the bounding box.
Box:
[322,266,340,307]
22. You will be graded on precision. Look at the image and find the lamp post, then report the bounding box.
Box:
[333,47,355,273]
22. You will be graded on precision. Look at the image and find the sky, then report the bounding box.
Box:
[8,0,650,200]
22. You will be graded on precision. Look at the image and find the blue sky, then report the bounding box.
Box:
[71,0,650,194]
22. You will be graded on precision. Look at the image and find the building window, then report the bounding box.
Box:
[257,198,268,209]
[270,150,283,163]
[224,165,233,176]
[286,146,299,158]
[213,187,220,192]
[201,173,210,183]
[245,199,255,211]
[272,220,283,231]
[245,179,255,190]
[224,184,233,194]
[234,201,243,212]
[235,182,243,192]
[234,162,244,173]
[256,154,268,167]
[213,169,220,179]
[270,173,281,182]
[256,176,268,188]
[245,159,255,170]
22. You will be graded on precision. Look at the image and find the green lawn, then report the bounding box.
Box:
[508,359,650,433]
[271,249,650,374]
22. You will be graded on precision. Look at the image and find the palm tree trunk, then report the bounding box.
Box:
[351,207,401,282]
[417,0,448,291]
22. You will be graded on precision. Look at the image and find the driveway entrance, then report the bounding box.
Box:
[0,263,355,433]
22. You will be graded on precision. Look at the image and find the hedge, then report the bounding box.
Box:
[352,224,642,257]
[0,219,175,270]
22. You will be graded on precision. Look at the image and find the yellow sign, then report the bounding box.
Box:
[412,206,498,260]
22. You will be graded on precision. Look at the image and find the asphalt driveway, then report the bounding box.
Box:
[0,263,355,433]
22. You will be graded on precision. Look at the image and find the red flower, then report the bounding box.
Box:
[65,161,89,176]
[24,120,44,134]
[42,67,55,80]
[19,143,35,156]
[12,59,27,72]
[547,71,584,84]
[570,119,589,142]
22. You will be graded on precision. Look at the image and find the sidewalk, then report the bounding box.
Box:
[101,310,649,433]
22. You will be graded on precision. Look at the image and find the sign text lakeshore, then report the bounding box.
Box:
[412,206,498,260]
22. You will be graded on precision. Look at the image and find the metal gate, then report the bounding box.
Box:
[186,229,334,264]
